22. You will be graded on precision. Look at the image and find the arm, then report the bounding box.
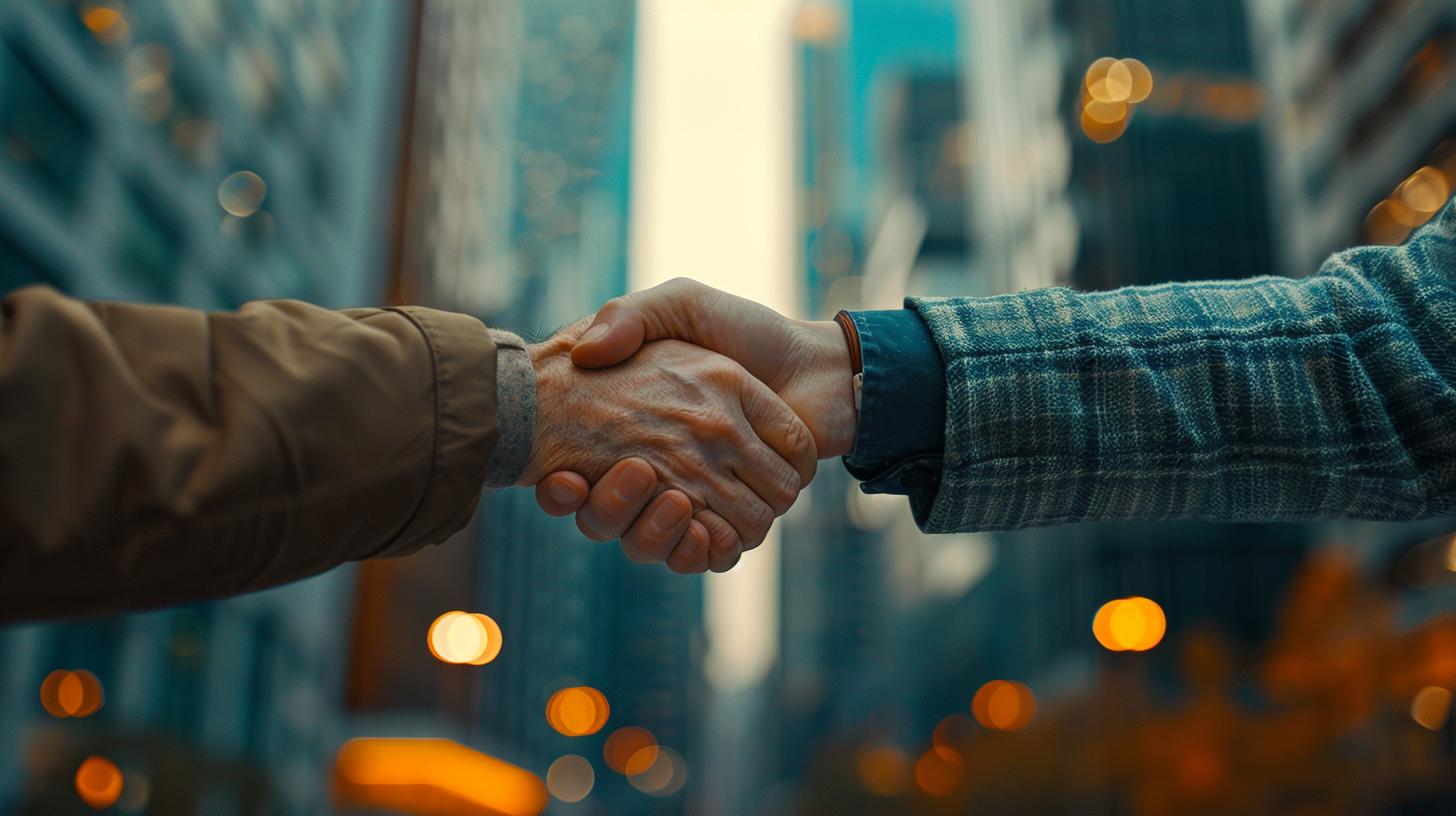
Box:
[0,287,813,618]
[549,199,1456,535]
[909,204,1456,532]
[0,286,520,620]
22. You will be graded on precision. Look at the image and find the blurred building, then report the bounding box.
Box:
[1249,0,1456,277]
[0,1,409,814]
[777,1,1456,814]
[350,1,701,814]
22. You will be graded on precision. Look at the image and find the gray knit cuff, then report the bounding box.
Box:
[483,329,536,488]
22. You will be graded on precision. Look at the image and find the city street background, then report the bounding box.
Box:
[2,0,1456,814]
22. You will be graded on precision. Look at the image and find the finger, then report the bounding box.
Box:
[696,510,745,573]
[667,520,711,574]
[570,296,647,368]
[571,278,719,369]
[738,374,818,488]
[575,458,658,542]
[535,472,591,517]
[620,490,694,564]
[571,279,794,389]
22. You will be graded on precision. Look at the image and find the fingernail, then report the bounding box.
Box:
[613,464,653,502]
[580,323,609,344]
[650,498,690,533]
[680,531,704,557]
[547,481,577,505]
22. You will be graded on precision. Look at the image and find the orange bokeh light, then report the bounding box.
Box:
[80,5,128,43]
[75,756,123,810]
[972,680,1036,731]
[603,727,658,776]
[1120,58,1154,103]
[546,686,609,737]
[1080,107,1129,143]
[914,747,964,797]
[426,611,504,665]
[40,670,104,718]
[335,737,547,816]
[1092,596,1167,651]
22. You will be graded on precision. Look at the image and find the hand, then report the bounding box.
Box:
[525,319,817,572]
[535,279,858,563]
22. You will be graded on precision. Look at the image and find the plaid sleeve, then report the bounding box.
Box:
[907,198,1456,534]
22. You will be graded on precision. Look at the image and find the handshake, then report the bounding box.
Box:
[517,278,859,575]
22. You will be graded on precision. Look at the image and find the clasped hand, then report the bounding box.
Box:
[518,280,858,574]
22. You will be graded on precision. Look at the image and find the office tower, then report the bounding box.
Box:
[380,2,701,813]
[1248,0,1456,277]
[0,2,408,814]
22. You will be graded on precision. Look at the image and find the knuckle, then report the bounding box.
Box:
[782,416,815,466]
[746,500,775,534]
[662,277,700,296]
[694,410,739,443]
[768,480,800,517]
[708,525,741,557]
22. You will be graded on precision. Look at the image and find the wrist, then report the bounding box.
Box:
[518,340,571,486]
[793,319,859,459]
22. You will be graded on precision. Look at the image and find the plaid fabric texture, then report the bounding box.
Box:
[908,198,1456,533]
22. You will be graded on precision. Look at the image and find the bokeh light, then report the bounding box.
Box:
[1084,98,1130,125]
[972,680,1036,731]
[1093,596,1167,651]
[80,3,128,44]
[914,747,963,797]
[74,756,123,810]
[603,726,658,775]
[1080,107,1129,143]
[426,611,503,665]
[40,670,104,718]
[546,686,609,737]
[855,744,909,796]
[1411,686,1452,730]
[1120,57,1154,103]
[335,737,547,816]
[1085,57,1127,103]
[217,170,268,218]
[626,745,687,797]
[1081,56,1155,143]
[545,755,594,803]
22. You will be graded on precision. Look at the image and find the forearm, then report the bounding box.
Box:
[910,204,1456,532]
[0,287,511,619]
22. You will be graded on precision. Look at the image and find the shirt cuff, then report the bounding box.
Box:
[839,308,948,523]
[483,329,536,488]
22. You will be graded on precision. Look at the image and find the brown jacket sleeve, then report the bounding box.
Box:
[0,286,502,620]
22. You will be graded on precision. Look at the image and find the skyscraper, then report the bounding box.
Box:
[377,2,702,813]
[0,2,409,814]
[1248,0,1456,277]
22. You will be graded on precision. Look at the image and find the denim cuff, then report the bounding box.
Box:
[839,308,947,514]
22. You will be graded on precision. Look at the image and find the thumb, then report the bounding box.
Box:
[570,297,647,368]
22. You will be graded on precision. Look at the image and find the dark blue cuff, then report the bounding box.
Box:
[840,309,947,520]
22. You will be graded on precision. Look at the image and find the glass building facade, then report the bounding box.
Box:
[0,1,408,814]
